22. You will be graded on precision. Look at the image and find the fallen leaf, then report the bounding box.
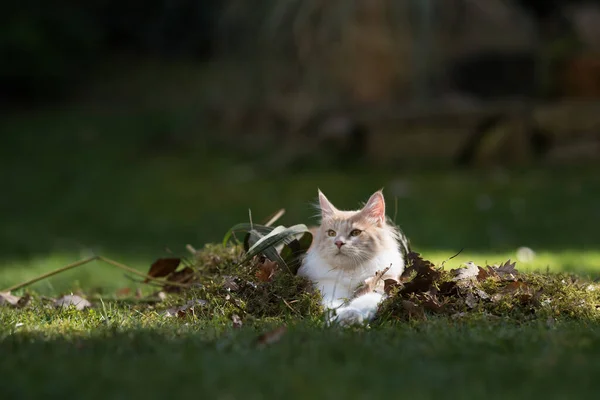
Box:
[353,266,391,297]
[164,299,207,318]
[256,326,287,347]
[167,266,195,283]
[54,295,92,310]
[474,288,490,300]
[163,266,196,292]
[384,279,401,295]
[145,258,181,282]
[417,292,444,312]
[232,314,243,329]
[465,292,478,309]
[501,281,528,294]
[223,276,240,292]
[256,259,278,282]
[477,266,497,281]
[493,259,519,280]
[400,253,441,295]
[0,292,21,307]
[116,288,131,297]
[401,252,435,282]
[452,262,480,282]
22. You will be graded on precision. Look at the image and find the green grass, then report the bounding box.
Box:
[2,107,600,399]
[2,304,600,399]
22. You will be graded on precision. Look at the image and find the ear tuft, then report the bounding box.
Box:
[362,190,385,225]
[318,189,338,219]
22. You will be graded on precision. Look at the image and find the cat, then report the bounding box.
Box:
[297,189,409,325]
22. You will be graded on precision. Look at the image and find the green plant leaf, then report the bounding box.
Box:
[241,224,311,273]
[222,223,274,246]
[280,231,313,274]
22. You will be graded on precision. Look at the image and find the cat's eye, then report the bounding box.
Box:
[326,229,336,237]
[350,229,362,237]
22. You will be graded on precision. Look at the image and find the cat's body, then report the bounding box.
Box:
[298,190,408,325]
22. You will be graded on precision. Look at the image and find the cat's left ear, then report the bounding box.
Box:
[361,190,386,226]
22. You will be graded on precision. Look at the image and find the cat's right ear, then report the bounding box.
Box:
[318,190,337,219]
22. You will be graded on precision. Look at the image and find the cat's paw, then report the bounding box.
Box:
[331,307,364,327]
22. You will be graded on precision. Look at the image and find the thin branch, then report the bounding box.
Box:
[2,257,99,293]
[264,208,286,227]
[97,256,190,289]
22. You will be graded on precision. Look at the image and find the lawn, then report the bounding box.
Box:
[1,107,600,399]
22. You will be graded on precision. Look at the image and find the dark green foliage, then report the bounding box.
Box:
[0,0,220,101]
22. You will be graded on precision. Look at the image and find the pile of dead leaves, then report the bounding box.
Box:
[148,244,322,323]
[378,252,600,323]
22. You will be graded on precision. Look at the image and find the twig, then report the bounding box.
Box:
[2,255,192,293]
[264,208,285,227]
[97,256,190,289]
[441,248,465,268]
[186,244,197,255]
[275,294,303,318]
[2,257,99,293]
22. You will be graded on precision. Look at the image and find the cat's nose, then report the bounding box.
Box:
[335,240,345,249]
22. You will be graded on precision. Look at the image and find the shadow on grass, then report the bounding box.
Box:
[2,319,600,398]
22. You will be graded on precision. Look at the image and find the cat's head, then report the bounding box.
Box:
[313,189,396,266]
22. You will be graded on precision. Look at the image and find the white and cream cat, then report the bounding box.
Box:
[298,190,408,325]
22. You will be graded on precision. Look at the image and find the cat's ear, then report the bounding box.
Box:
[318,190,338,219]
[361,190,385,225]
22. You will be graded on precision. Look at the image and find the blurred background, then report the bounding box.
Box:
[1,0,599,293]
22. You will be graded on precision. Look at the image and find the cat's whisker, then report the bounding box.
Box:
[298,189,408,325]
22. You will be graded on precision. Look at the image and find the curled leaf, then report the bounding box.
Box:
[0,292,21,307]
[400,253,441,295]
[451,262,480,282]
[146,258,181,282]
[256,259,278,282]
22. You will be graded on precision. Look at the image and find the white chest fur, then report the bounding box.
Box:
[298,248,404,309]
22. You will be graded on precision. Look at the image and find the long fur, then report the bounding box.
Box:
[297,190,407,325]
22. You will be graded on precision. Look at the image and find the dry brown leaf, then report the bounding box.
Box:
[501,281,528,294]
[167,266,195,283]
[0,292,21,307]
[164,299,207,318]
[384,279,401,295]
[145,258,181,282]
[116,288,131,297]
[400,253,441,295]
[477,266,498,282]
[256,259,278,282]
[493,259,519,281]
[416,292,444,313]
[353,266,391,297]
[232,314,243,329]
[54,295,92,310]
[163,266,196,292]
[256,326,287,347]
[223,276,240,292]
